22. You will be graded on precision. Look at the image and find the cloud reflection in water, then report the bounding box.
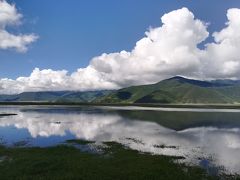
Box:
[0,106,240,174]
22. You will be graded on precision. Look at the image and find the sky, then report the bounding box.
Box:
[1,0,240,94]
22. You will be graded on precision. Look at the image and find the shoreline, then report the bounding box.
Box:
[1,101,240,109]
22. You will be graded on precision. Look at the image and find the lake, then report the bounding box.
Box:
[1,105,240,175]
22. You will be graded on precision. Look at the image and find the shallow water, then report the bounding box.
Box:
[1,105,240,175]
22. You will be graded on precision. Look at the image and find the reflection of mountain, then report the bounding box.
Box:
[115,109,240,130]
[0,106,240,173]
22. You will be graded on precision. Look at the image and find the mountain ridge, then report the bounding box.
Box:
[1,76,240,104]
[0,90,112,102]
[96,76,240,104]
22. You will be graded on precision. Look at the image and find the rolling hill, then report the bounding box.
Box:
[96,76,240,104]
[2,76,240,104]
[0,90,112,102]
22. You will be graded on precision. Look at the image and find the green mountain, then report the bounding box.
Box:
[0,90,112,102]
[97,76,240,104]
[2,76,240,104]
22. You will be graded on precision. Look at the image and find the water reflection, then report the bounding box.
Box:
[0,106,240,174]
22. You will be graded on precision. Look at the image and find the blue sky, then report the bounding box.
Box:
[1,0,240,79]
[1,0,240,94]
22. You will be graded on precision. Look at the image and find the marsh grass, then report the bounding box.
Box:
[0,142,220,180]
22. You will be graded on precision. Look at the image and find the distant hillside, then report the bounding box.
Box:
[2,76,240,104]
[96,76,240,104]
[0,90,112,102]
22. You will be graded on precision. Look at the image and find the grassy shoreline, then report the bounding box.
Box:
[1,101,240,109]
[0,141,222,180]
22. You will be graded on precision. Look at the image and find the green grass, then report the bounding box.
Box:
[0,142,219,180]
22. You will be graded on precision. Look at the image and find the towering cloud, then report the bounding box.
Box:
[1,7,240,94]
[88,7,209,87]
[0,0,38,52]
[204,8,240,79]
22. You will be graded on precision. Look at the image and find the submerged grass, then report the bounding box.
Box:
[0,142,220,180]
[66,139,95,145]
[0,113,17,117]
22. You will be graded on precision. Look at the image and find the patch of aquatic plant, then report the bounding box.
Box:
[125,137,145,145]
[13,140,29,147]
[153,144,178,149]
[0,113,17,117]
[0,138,5,146]
[66,139,95,145]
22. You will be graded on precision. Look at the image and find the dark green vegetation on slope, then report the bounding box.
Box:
[0,90,112,102]
[0,142,220,180]
[97,76,240,104]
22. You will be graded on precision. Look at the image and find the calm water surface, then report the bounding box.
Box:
[1,105,240,175]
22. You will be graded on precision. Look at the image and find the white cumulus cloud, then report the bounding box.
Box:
[1,7,240,94]
[0,0,38,52]
[203,8,240,79]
